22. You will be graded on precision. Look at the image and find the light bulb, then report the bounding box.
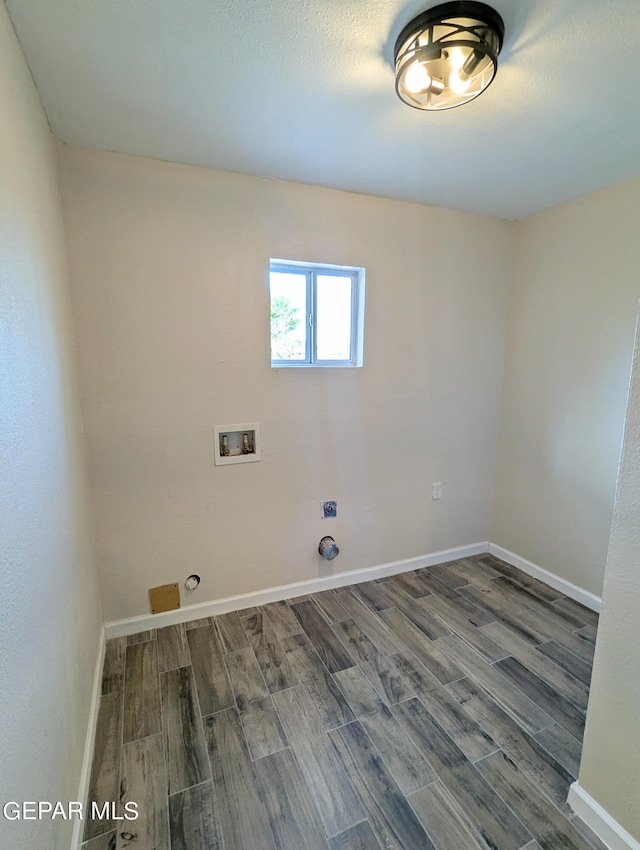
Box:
[403,62,431,94]
[448,47,466,70]
[449,69,471,94]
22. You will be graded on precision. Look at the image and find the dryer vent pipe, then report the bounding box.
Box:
[318,536,339,560]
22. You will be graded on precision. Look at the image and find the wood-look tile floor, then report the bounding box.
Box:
[84,554,606,850]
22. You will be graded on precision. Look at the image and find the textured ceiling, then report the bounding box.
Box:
[6,0,640,219]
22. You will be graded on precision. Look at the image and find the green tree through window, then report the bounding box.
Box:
[270,294,303,360]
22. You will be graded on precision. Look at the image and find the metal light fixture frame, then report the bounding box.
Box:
[394,1,504,111]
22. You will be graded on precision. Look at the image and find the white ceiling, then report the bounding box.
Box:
[6,0,640,219]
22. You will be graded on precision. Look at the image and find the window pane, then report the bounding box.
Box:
[270,271,306,360]
[316,275,352,360]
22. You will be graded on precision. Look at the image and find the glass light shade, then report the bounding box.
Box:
[394,1,504,111]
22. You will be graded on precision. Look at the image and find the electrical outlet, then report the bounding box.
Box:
[321,500,337,519]
[432,482,442,500]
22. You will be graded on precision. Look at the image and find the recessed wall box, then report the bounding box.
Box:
[322,500,337,519]
[214,423,261,466]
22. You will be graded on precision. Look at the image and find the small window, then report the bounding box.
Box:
[269,260,364,367]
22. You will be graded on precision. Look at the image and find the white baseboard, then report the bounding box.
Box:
[70,626,106,850]
[488,543,602,613]
[105,541,489,638]
[104,539,602,638]
[568,782,640,850]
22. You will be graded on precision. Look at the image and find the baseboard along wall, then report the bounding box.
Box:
[71,627,106,850]
[104,539,602,638]
[104,541,489,638]
[488,543,602,613]
[568,783,640,850]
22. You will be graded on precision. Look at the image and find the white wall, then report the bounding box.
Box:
[577,311,640,842]
[59,146,512,622]
[0,5,102,850]
[492,179,640,596]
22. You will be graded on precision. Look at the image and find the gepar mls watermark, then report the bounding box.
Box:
[3,801,139,821]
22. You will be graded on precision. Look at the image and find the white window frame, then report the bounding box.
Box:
[269,259,365,368]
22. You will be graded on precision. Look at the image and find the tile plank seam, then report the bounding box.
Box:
[83,556,603,850]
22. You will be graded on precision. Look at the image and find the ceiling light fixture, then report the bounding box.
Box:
[394,1,504,111]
